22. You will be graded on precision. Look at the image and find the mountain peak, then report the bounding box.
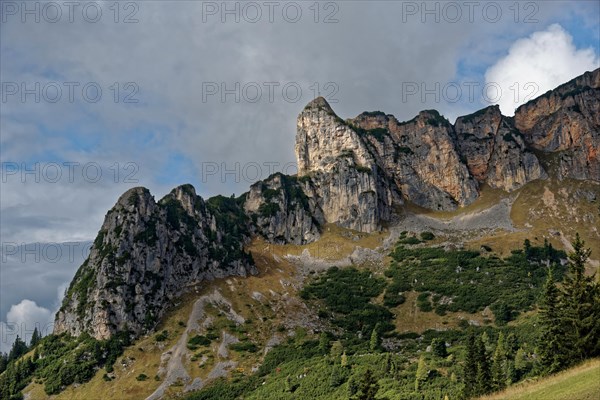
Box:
[303,96,334,112]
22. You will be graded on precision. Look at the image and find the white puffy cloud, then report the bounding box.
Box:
[485,24,599,115]
[0,281,70,353]
[0,300,54,353]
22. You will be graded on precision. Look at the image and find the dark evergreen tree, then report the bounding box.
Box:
[329,365,347,387]
[524,239,532,259]
[8,336,28,362]
[369,326,380,352]
[543,238,552,260]
[354,369,379,400]
[491,332,507,390]
[475,335,492,395]
[318,331,330,355]
[431,338,447,358]
[504,332,519,384]
[561,234,599,362]
[461,330,478,398]
[30,328,41,348]
[537,266,568,373]
[0,353,7,374]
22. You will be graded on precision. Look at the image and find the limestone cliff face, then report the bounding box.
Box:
[514,68,600,181]
[455,106,547,191]
[348,110,479,210]
[295,98,397,232]
[54,186,256,339]
[243,173,323,244]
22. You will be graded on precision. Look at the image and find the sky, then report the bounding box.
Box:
[1,0,599,352]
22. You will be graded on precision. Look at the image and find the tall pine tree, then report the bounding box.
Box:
[369,326,380,352]
[537,266,568,373]
[492,332,507,390]
[30,327,41,348]
[475,335,492,395]
[461,330,478,398]
[415,355,428,391]
[561,234,599,362]
[7,336,28,362]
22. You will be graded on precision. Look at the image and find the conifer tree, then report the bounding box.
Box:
[318,331,330,355]
[537,266,567,373]
[492,332,507,390]
[462,330,478,398]
[354,369,378,400]
[475,335,492,395]
[30,327,41,348]
[369,327,380,352]
[431,338,447,358]
[0,353,7,374]
[514,347,529,378]
[8,336,28,362]
[561,234,599,362]
[415,355,428,391]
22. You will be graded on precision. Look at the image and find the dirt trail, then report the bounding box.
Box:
[145,298,201,400]
[146,290,243,400]
[398,198,516,233]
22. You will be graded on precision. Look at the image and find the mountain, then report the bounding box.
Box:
[2,69,598,400]
[54,186,256,339]
[515,69,600,181]
[55,68,600,342]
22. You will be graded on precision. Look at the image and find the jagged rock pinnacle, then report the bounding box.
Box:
[303,96,334,113]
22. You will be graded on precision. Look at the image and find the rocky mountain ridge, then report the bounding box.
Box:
[55,68,600,340]
[54,186,256,339]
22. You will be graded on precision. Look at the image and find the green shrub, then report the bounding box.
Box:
[155,330,169,342]
[187,335,211,350]
[398,236,422,245]
[301,267,391,333]
[420,231,435,241]
[136,373,148,381]
[386,243,566,320]
[229,342,258,353]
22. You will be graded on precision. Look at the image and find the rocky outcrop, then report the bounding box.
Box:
[455,105,547,191]
[54,185,256,339]
[514,68,600,181]
[295,98,398,232]
[348,110,479,210]
[243,173,323,244]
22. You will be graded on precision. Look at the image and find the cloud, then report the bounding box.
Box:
[0,300,53,353]
[0,242,87,353]
[485,24,599,115]
[0,281,71,353]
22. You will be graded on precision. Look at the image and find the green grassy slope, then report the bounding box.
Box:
[480,359,600,400]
